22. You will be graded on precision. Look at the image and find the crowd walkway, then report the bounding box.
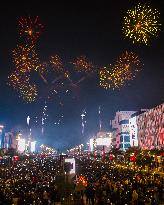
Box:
[0,155,163,205]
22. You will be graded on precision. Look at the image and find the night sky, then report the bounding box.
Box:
[0,1,164,150]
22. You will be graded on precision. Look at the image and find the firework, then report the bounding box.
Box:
[99,51,142,89]
[64,71,70,79]
[18,16,44,44]
[8,71,30,90]
[41,102,49,134]
[99,66,127,90]
[42,102,48,124]
[10,41,41,103]
[37,62,48,76]
[27,116,30,126]
[81,109,87,135]
[19,83,38,103]
[114,51,142,80]
[50,55,64,73]
[99,66,113,89]
[71,56,95,73]
[12,44,40,73]
[98,106,102,131]
[123,3,161,45]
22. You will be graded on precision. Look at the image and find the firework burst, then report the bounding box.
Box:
[12,44,40,73]
[71,56,95,73]
[10,14,98,103]
[8,71,37,103]
[18,16,44,44]
[123,3,161,45]
[19,83,38,103]
[99,51,142,90]
[99,65,114,90]
[37,62,48,76]
[8,71,30,90]
[50,55,64,73]
[114,51,142,79]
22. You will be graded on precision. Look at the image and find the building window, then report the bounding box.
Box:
[119,120,129,125]
[124,135,130,142]
[120,136,123,142]
[120,144,123,148]
[124,143,130,149]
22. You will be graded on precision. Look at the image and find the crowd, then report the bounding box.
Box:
[0,155,163,205]
[0,155,63,205]
[75,157,164,205]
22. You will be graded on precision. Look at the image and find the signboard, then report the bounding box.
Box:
[129,116,138,147]
[64,158,75,174]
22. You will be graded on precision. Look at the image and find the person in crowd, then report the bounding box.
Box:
[132,189,138,204]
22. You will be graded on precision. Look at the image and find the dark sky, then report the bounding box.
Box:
[0,1,164,150]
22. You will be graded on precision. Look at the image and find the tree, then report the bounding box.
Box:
[125,146,140,162]
[110,146,124,159]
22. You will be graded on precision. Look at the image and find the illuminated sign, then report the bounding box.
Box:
[129,116,138,147]
[64,158,75,174]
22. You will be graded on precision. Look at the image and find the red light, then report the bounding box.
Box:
[14,156,19,161]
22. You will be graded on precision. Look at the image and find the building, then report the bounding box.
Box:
[0,125,4,149]
[89,131,112,152]
[0,125,18,149]
[4,132,17,149]
[136,103,164,150]
[111,111,136,150]
[111,103,164,151]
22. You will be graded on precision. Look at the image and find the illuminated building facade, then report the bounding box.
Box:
[111,111,136,150]
[136,103,164,150]
[5,132,17,149]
